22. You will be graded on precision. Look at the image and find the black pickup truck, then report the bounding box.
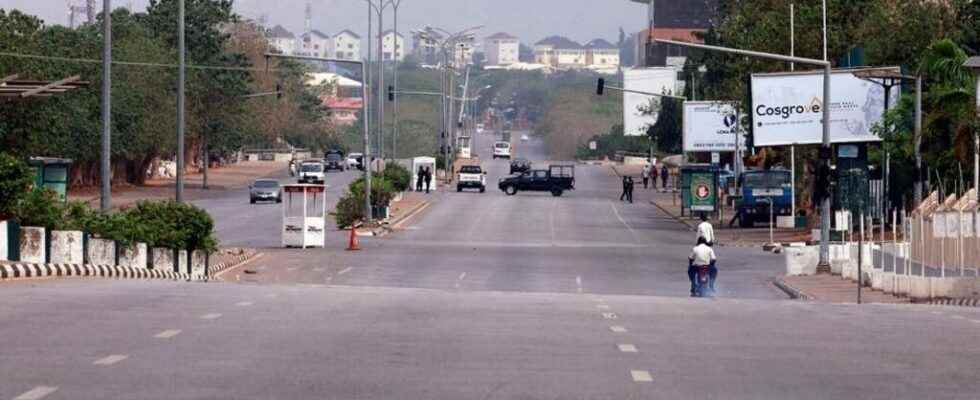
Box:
[498,165,575,197]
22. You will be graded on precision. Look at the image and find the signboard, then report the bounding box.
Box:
[689,172,716,212]
[682,101,746,152]
[750,68,901,146]
[623,67,678,137]
[589,141,597,151]
[838,144,859,158]
[711,152,720,164]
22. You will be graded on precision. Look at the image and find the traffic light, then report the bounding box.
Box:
[387,85,394,102]
[596,78,605,96]
[276,83,283,99]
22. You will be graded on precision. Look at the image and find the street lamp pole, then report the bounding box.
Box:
[100,0,111,210]
[176,0,186,203]
[655,38,834,269]
[391,0,402,160]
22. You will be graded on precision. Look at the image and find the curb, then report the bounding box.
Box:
[388,199,430,230]
[649,199,695,230]
[772,277,814,301]
[915,298,980,307]
[0,249,258,283]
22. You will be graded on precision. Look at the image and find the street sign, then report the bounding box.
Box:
[689,172,716,212]
[711,152,720,164]
[589,141,597,151]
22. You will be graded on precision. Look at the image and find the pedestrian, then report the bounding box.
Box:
[620,175,630,202]
[626,176,634,203]
[660,164,669,189]
[416,166,425,192]
[650,164,659,189]
[423,166,432,194]
[641,164,650,189]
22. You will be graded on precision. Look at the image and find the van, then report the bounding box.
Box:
[492,141,512,159]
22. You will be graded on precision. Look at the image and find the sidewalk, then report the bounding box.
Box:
[780,274,910,304]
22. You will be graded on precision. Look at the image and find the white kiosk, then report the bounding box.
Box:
[457,135,472,159]
[411,156,437,192]
[281,184,327,248]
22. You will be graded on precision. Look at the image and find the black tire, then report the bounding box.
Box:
[479,186,485,193]
[505,185,518,196]
[457,185,463,192]
[275,197,282,204]
[250,198,256,204]
[551,188,563,197]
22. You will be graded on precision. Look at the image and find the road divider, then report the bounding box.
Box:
[2,249,259,283]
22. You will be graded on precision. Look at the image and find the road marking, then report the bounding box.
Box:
[287,267,298,271]
[630,370,653,382]
[235,301,254,307]
[609,201,641,244]
[265,293,278,298]
[455,272,467,289]
[338,267,352,275]
[971,320,980,324]
[93,354,128,366]
[200,313,222,320]
[313,267,325,272]
[610,325,628,333]
[13,386,58,400]
[154,329,182,339]
[597,304,610,310]
[576,276,583,293]
[951,315,966,320]
[930,311,943,315]
[601,312,618,320]
[236,274,240,281]
[618,344,638,353]
[393,201,431,230]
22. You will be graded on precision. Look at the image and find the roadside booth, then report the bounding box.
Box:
[411,156,437,192]
[680,164,720,217]
[281,184,326,248]
[28,157,73,202]
[457,135,472,159]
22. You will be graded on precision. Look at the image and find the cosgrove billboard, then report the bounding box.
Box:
[682,101,746,152]
[623,67,679,137]
[750,68,900,146]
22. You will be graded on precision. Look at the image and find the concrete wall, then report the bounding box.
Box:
[177,250,188,274]
[119,243,148,269]
[784,246,819,276]
[50,230,84,264]
[87,238,116,266]
[191,250,207,277]
[19,227,45,264]
[152,247,175,272]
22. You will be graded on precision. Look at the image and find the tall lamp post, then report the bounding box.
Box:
[100,0,112,210]
[391,0,403,160]
[964,56,980,193]
[366,0,392,158]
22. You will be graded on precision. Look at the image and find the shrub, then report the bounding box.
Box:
[0,152,33,220]
[333,177,396,228]
[382,162,412,192]
[13,189,64,228]
[125,201,218,252]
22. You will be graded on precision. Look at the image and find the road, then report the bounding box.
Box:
[3,131,979,399]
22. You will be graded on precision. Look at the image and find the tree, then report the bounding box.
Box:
[649,97,682,154]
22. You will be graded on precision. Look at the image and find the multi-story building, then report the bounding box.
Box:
[484,32,519,66]
[533,36,585,69]
[584,38,620,68]
[267,25,296,55]
[332,30,361,61]
[381,30,406,61]
[632,0,716,66]
[412,29,443,65]
[298,30,331,58]
[452,41,475,66]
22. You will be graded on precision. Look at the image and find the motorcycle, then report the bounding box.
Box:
[694,264,714,298]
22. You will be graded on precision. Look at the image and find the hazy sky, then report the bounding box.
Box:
[2,0,647,46]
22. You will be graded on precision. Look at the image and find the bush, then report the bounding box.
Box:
[125,201,218,252]
[333,177,396,228]
[382,162,412,192]
[0,152,33,220]
[13,189,65,229]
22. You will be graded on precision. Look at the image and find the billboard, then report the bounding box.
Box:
[682,101,747,152]
[750,68,900,146]
[623,67,679,137]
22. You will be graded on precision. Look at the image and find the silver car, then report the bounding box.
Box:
[249,179,282,204]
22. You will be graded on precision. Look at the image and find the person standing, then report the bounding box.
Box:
[641,164,651,189]
[416,166,425,192]
[423,166,432,194]
[650,164,659,189]
[660,164,669,189]
[620,175,630,202]
[696,213,715,246]
[626,176,634,203]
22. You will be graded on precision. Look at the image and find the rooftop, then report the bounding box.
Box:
[301,29,330,39]
[486,32,518,40]
[335,29,362,39]
[535,36,582,49]
[585,38,617,49]
[268,25,295,39]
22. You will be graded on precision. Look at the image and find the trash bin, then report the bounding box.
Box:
[28,157,73,202]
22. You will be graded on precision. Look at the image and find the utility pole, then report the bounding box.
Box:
[914,76,923,206]
[176,0,186,202]
[391,0,403,160]
[100,0,111,210]
[376,4,385,159]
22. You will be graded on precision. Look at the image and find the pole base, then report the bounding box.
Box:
[816,262,832,274]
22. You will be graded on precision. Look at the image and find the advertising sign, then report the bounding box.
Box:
[689,172,716,212]
[623,67,679,137]
[683,101,746,152]
[750,68,900,146]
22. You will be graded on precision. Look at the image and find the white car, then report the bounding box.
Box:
[347,153,363,169]
[456,165,486,193]
[298,161,325,184]
[492,141,512,159]
[521,134,529,141]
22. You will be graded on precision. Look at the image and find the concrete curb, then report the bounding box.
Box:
[387,200,431,230]
[648,199,695,230]
[915,298,980,307]
[772,277,813,301]
[0,249,257,283]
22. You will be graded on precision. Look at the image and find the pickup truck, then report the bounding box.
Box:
[498,165,575,197]
[456,165,486,193]
[298,160,326,184]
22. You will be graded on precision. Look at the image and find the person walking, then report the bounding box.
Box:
[620,175,630,202]
[626,176,635,203]
[423,166,432,194]
[650,164,659,189]
[660,164,669,189]
[416,166,425,192]
[641,164,651,189]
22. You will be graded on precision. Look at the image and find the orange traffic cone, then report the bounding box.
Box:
[346,223,361,251]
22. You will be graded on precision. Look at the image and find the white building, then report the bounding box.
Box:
[298,30,331,58]
[452,41,475,66]
[381,30,406,61]
[584,38,620,69]
[412,29,444,65]
[484,32,519,66]
[534,36,585,69]
[268,25,296,55]
[333,29,361,61]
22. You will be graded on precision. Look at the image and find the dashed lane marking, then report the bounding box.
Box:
[13,386,58,400]
[200,313,222,320]
[610,201,641,244]
[602,312,618,320]
[93,354,128,366]
[338,267,352,275]
[610,325,628,333]
[597,304,610,310]
[618,344,638,353]
[287,267,299,271]
[455,272,467,289]
[950,315,966,320]
[576,276,583,294]
[154,329,182,339]
[235,301,254,307]
[630,370,653,382]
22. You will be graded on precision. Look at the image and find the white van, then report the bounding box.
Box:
[492,141,512,159]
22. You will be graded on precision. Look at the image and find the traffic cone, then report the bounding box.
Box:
[346,224,361,251]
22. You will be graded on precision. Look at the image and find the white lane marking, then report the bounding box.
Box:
[576,276,583,293]
[312,267,325,272]
[601,312,618,320]
[93,354,129,366]
[236,274,241,282]
[200,313,222,320]
[265,293,278,298]
[971,320,980,324]
[287,267,298,271]
[609,201,641,244]
[630,370,653,382]
[455,272,467,289]
[154,329,182,339]
[13,386,58,400]
[235,301,254,307]
[951,315,966,320]
[338,267,352,275]
[618,344,638,353]
[458,272,467,281]
[610,325,628,333]
[930,311,943,315]
[597,304,610,310]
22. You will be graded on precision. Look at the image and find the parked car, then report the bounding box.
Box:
[492,141,512,159]
[324,151,346,172]
[456,164,487,193]
[510,159,532,175]
[521,134,529,141]
[298,160,325,184]
[249,179,282,204]
[347,152,364,170]
[498,164,575,197]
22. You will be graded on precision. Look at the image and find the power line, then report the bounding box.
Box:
[0,51,281,72]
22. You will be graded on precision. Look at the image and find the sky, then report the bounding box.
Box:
[2,0,647,47]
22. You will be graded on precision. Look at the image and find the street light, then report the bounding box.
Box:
[963,56,980,193]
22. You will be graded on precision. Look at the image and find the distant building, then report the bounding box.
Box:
[267,25,297,55]
[412,29,444,65]
[333,29,362,61]
[585,39,620,69]
[632,0,717,66]
[298,29,331,58]
[533,36,585,69]
[484,32,520,66]
[307,72,364,126]
[453,41,475,66]
[381,30,406,61]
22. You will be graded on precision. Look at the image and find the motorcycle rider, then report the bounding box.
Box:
[688,236,717,296]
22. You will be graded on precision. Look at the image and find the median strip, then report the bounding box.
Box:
[13,386,58,400]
